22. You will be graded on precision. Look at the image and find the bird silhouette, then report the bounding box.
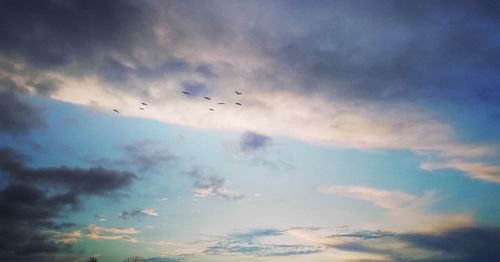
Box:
[209,108,215,111]
[113,109,120,114]
[141,102,148,106]
[203,97,212,100]
[182,91,190,95]
[235,91,242,95]
[139,107,145,110]
[217,102,225,105]
[235,102,242,106]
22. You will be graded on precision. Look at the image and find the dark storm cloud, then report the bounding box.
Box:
[97,57,195,83]
[0,147,136,261]
[0,0,218,100]
[240,131,272,152]
[397,226,500,262]
[327,226,500,262]
[0,92,44,135]
[0,0,150,69]
[263,0,500,104]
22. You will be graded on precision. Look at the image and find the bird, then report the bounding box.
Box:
[203,96,212,100]
[217,102,225,105]
[113,109,120,114]
[235,91,242,95]
[182,91,190,95]
[235,102,242,106]
[141,102,148,106]
[139,107,145,110]
[209,108,215,111]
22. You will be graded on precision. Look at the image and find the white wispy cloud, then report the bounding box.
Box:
[319,185,472,232]
[421,160,500,183]
[86,224,141,243]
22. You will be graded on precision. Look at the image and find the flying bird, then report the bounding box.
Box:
[182,91,190,95]
[209,108,215,111]
[141,102,148,106]
[139,107,145,110]
[235,102,242,106]
[203,97,212,100]
[217,102,225,105]
[113,109,120,114]
[235,91,242,95]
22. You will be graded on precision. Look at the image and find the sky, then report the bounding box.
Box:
[1,0,500,261]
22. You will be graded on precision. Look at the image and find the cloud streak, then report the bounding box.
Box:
[119,208,160,219]
[319,185,472,231]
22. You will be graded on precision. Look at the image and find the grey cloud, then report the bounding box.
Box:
[2,0,500,108]
[188,168,245,201]
[118,208,159,220]
[181,81,208,97]
[396,226,500,262]
[262,1,500,105]
[0,147,136,261]
[240,131,272,152]
[206,228,323,257]
[328,226,500,262]
[0,0,151,69]
[0,92,44,135]
[90,140,176,173]
[329,230,395,240]
[229,228,283,240]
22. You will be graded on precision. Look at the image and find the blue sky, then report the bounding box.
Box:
[1,1,500,261]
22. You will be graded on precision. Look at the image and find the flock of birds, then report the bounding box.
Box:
[112,90,243,114]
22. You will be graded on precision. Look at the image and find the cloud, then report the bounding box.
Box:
[119,208,160,219]
[421,160,500,184]
[0,0,152,70]
[181,81,207,97]
[228,225,500,261]
[146,225,500,260]
[1,0,496,185]
[329,230,395,240]
[149,240,206,257]
[319,185,428,210]
[0,147,136,261]
[188,168,245,201]
[86,225,140,243]
[327,226,500,262]
[240,131,272,152]
[319,185,472,231]
[193,176,245,201]
[206,228,324,257]
[90,140,176,173]
[0,91,44,135]
[396,226,500,262]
